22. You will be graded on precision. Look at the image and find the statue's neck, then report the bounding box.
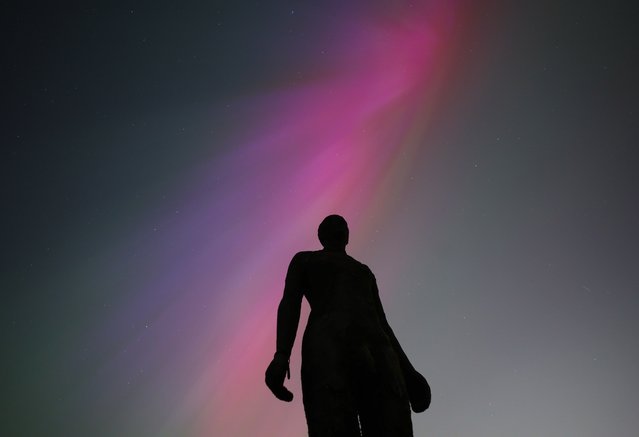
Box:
[322,246,346,254]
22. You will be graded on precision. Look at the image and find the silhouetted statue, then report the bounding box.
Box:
[266,215,430,436]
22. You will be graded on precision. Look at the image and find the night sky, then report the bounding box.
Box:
[3,1,638,436]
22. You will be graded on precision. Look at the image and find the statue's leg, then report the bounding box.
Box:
[357,391,413,437]
[302,321,361,437]
[302,382,360,437]
[354,344,413,437]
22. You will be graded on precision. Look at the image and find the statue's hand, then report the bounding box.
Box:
[265,354,294,402]
[406,369,431,413]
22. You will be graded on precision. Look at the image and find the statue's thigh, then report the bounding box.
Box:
[354,346,413,437]
[302,376,359,437]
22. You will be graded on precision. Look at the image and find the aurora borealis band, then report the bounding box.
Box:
[4,1,639,436]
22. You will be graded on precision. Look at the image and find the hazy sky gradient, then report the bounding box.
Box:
[3,1,638,436]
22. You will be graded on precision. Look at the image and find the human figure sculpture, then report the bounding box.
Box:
[265,215,430,436]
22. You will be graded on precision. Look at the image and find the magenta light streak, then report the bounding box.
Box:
[99,2,461,435]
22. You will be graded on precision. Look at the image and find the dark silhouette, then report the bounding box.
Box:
[265,215,430,436]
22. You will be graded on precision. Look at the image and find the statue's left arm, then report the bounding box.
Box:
[370,271,431,412]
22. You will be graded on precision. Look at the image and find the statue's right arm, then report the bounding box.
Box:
[275,252,305,359]
[265,253,305,402]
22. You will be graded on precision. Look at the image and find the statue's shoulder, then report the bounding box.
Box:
[346,255,373,275]
[294,250,314,256]
[291,251,314,262]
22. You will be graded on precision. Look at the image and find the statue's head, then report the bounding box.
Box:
[318,215,349,249]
